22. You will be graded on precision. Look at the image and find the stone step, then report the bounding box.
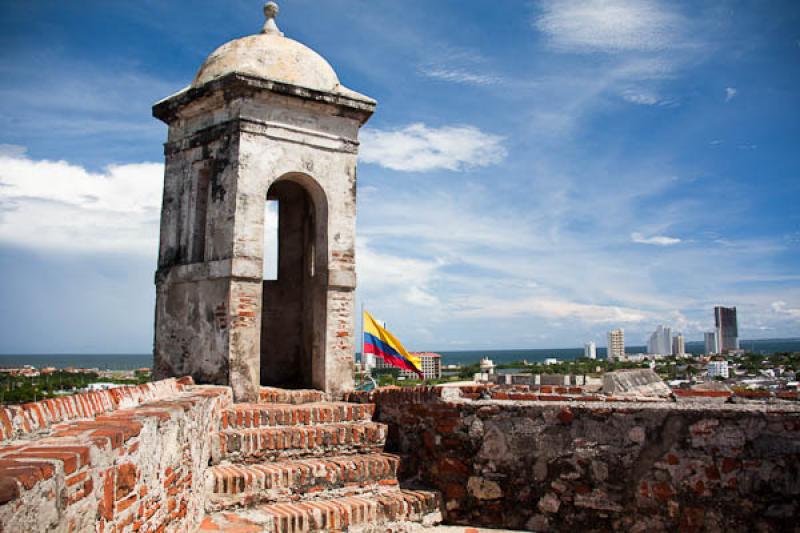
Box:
[215,422,387,463]
[198,489,442,533]
[205,453,400,511]
[260,388,327,405]
[222,402,376,429]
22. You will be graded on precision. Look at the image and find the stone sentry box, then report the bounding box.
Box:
[151,3,375,402]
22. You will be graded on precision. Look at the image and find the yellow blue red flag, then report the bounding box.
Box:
[363,311,423,378]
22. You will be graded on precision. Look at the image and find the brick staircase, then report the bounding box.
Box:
[198,388,442,532]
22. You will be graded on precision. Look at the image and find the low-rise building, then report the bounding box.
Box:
[707,359,729,379]
[375,352,442,380]
[479,357,496,375]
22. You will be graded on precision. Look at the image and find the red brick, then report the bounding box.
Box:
[652,482,674,502]
[705,465,720,481]
[437,457,468,477]
[444,482,466,500]
[116,463,138,500]
[0,459,55,490]
[66,471,88,487]
[665,454,679,465]
[0,476,19,505]
[9,450,79,475]
[117,493,138,513]
[99,469,115,521]
[721,457,741,474]
[558,408,575,424]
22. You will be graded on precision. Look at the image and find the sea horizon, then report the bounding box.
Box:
[1,337,798,371]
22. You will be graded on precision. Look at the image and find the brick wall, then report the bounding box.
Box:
[353,386,800,532]
[0,378,231,532]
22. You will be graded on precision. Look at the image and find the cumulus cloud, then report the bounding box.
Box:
[0,149,163,254]
[356,239,441,307]
[534,0,685,53]
[772,301,800,319]
[631,232,681,246]
[359,123,507,172]
[725,87,737,102]
[454,295,648,323]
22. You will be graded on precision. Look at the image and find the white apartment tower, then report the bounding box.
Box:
[584,341,597,360]
[672,334,686,356]
[646,325,672,355]
[704,331,720,355]
[607,329,625,361]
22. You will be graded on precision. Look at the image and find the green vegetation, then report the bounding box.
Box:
[0,369,152,405]
[652,351,800,382]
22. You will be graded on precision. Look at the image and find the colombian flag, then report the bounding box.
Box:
[363,311,423,378]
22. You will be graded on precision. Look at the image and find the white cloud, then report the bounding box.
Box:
[418,66,501,86]
[772,301,800,319]
[621,89,679,107]
[622,89,659,105]
[360,123,507,172]
[0,144,27,158]
[535,0,686,53]
[356,239,441,307]
[725,87,737,102]
[631,232,681,246]
[454,295,649,323]
[0,150,163,254]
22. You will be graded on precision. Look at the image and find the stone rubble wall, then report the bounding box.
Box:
[0,378,232,532]
[350,386,800,532]
[3,380,800,532]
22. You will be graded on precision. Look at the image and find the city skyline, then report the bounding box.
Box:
[0,1,798,353]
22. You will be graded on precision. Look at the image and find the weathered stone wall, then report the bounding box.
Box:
[153,74,372,401]
[351,387,800,532]
[0,379,230,532]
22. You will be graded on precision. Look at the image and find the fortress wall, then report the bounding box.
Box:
[0,379,231,533]
[352,387,800,532]
[0,378,191,442]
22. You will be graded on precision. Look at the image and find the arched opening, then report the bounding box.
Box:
[260,174,328,390]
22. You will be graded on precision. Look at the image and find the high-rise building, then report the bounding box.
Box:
[607,329,625,361]
[584,341,597,360]
[704,331,719,355]
[646,325,672,355]
[672,334,685,356]
[715,306,739,353]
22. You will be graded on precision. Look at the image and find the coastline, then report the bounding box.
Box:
[1,338,799,371]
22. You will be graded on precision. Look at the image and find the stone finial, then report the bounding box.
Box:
[262,2,284,36]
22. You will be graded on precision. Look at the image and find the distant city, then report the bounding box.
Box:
[597,305,741,362]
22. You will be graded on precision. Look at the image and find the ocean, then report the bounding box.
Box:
[1,338,798,371]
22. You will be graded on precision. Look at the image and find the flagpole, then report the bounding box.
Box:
[360,301,365,377]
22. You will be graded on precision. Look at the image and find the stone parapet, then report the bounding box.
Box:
[0,379,230,532]
[365,385,800,532]
[0,377,194,442]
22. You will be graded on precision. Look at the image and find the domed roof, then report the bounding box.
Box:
[192,2,347,96]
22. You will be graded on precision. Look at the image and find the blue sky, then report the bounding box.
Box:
[0,0,798,354]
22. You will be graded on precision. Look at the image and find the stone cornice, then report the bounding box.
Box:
[153,72,376,126]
